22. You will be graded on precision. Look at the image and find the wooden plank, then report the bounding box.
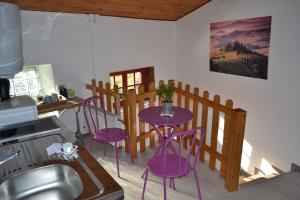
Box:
[192,87,199,128]
[86,79,97,96]
[200,90,209,162]
[92,79,97,96]
[136,129,155,142]
[173,87,234,114]
[158,80,164,106]
[191,87,199,154]
[168,79,175,87]
[183,84,190,149]
[225,109,247,192]
[97,81,104,109]
[220,99,233,179]
[157,80,164,144]
[123,100,130,153]
[37,97,83,114]
[2,0,210,21]
[138,85,146,153]
[148,83,156,147]
[105,83,112,112]
[113,85,120,114]
[195,141,223,161]
[127,89,137,159]
[177,82,182,108]
[209,95,220,171]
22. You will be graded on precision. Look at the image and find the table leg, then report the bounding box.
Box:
[168,127,177,154]
[74,105,84,144]
[153,126,177,156]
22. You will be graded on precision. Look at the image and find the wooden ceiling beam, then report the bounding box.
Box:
[0,0,211,21]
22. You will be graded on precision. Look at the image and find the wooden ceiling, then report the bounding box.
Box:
[1,0,211,21]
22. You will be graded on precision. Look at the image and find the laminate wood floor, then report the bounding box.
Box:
[85,138,236,200]
[83,133,300,200]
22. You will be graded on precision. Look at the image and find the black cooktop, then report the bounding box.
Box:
[0,117,60,140]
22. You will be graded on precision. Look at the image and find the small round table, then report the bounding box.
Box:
[138,106,193,154]
[138,106,193,127]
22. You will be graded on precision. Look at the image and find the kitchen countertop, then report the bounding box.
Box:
[0,116,123,200]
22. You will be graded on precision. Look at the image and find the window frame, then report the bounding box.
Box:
[110,67,146,93]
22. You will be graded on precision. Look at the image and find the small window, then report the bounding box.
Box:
[109,67,154,93]
[9,64,56,101]
[10,66,41,99]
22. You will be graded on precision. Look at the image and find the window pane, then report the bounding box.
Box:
[135,72,142,84]
[128,85,134,90]
[27,70,37,79]
[127,73,134,86]
[115,75,123,88]
[135,85,140,93]
[110,76,114,89]
[28,79,40,92]
[14,79,29,94]
[14,71,27,79]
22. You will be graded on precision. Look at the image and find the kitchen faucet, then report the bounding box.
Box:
[0,150,21,166]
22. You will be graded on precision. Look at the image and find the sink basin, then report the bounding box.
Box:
[0,164,83,200]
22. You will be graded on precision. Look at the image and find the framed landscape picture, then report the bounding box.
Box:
[210,16,272,79]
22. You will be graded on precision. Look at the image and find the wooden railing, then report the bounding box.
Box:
[86,79,247,192]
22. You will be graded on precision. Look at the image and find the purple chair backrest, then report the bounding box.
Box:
[83,96,108,135]
[165,127,204,173]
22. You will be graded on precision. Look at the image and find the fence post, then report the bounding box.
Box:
[225,108,247,192]
[148,82,156,147]
[220,99,233,178]
[138,85,146,153]
[92,79,97,96]
[127,89,138,159]
[209,95,221,171]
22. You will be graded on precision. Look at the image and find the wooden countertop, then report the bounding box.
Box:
[37,97,84,114]
[75,141,122,199]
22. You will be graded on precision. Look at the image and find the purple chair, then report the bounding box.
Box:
[142,127,204,200]
[83,96,133,177]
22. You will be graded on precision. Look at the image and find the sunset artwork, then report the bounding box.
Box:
[210,16,272,79]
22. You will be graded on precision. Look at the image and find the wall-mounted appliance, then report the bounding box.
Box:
[0,2,38,130]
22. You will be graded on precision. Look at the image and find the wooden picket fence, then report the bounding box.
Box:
[86,79,247,192]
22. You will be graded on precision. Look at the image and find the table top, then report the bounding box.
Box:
[37,97,84,114]
[138,106,193,126]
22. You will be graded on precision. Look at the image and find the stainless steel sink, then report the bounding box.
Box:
[0,164,83,200]
[0,124,123,200]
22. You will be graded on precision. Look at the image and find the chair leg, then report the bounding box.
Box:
[172,178,176,190]
[88,136,94,151]
[193,170,202,200]
[114,142,120,177]
[163,176,167,200]
[141,169,147,179]
[103,143,107,156]
[142,168,149,200]
[169,178,175,190]
[127,137,134,163]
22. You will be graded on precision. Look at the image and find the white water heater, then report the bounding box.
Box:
[0,2,23,78]
[0,3,38,128]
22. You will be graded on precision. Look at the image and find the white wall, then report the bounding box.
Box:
[21,11,177,98]
[20,11,177,132]
[177,0,300,173]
